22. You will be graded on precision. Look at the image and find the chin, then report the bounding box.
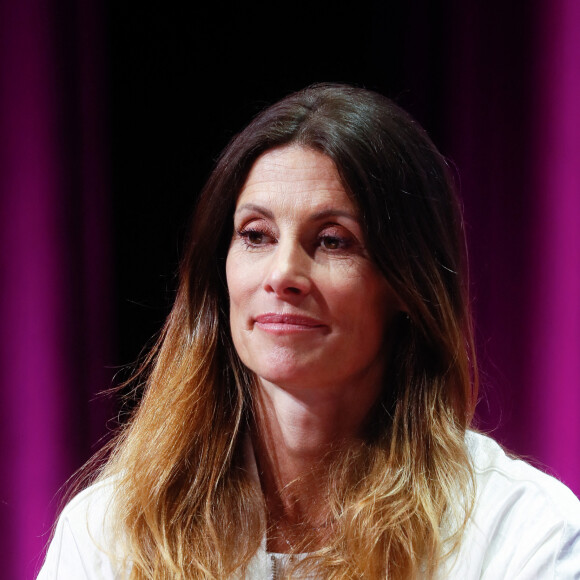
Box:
[254,367,304,386]
[250,363,315,391]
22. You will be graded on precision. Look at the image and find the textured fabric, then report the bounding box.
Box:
[441,432,580,578]
[37,432,580,579]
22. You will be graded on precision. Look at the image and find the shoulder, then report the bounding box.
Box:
[37,477,128,579]
[466,430,580,522]
[61,476,117,523]
[448,431,580,579]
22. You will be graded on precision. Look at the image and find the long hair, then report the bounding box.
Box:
[100,84,478,578]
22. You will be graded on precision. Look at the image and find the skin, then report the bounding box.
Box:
[226,145,402,550]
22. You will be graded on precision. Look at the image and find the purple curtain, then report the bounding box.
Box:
[445,0,580,494]
[526,0,580,491]
[0,1,578,578]
[0,0,111,577]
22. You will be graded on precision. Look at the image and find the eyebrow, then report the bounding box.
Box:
[234,203,359,222]
[310,208,358,221]
[234,203,274,219]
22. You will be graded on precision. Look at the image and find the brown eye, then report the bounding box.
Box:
[320,236,342,250]
[237,227,273,248]
[247,231,264,244]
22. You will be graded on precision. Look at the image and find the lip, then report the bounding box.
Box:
[254,313,328,333]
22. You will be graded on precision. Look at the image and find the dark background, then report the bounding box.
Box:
[108,2,424,370]
[108,1,525,384]
[108,2,536,446]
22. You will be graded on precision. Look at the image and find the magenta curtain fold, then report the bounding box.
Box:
[447,0,580,495]
[525,0,580,491]
[0,0,111,577]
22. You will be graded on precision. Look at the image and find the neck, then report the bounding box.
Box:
[251,376,382,550]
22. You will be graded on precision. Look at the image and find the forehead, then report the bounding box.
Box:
[235,146,356,214]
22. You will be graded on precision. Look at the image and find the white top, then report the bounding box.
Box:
[37,432,580,579]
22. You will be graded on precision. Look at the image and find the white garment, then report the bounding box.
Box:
[37,432,580,579]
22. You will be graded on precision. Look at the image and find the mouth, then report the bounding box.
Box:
[253,313,328,333]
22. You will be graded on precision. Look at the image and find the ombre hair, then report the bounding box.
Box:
[99,84,478,578]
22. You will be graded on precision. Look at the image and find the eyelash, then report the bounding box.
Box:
[236,227,352,251]
[318,233,351,250]
[236,227,273,248]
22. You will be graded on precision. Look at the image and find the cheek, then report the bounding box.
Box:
[226,256,255,331]
[325,266,385,310]
[336,273,399,336]
[225,256,241,330]
[225,255,244,305]
[225,252,235,293]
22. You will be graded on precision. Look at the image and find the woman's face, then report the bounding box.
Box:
[226,145,401,397]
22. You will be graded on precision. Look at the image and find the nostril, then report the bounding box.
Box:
[263,245,312,297]
[264,274,311,297]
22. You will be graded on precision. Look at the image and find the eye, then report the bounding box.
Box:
[318,226,354,251]
[246,230,265,244]
[320,235,343,250]
[236,226,275,248]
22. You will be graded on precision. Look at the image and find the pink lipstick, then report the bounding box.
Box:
[254,313,327,334]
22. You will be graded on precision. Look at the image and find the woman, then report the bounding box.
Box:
[39,84,580,579]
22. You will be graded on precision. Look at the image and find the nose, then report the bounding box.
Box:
[263,239,312,297]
